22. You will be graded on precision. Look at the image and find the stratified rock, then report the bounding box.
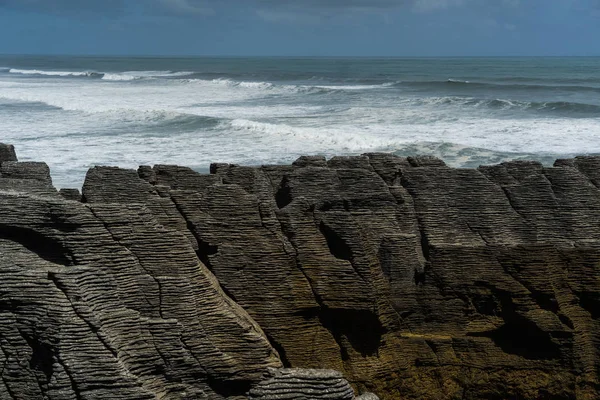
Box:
[355,394,380,400]
[292,155,328,168]
[59,188,82,201]
[82,166,199,250]
[0,171,281,399]
[0,143,17,163]
[152,164,220,191]
[0,156,57,197]
[3,144,600,400]
[1,161,52,182]
[407,155,447,167]
[248,368,355,400]
[81,152,600,400]
[327,155,373,170]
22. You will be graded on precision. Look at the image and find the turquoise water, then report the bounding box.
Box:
[1,55,599,187]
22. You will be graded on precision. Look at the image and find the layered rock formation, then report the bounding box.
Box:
[1,142,599,399]
[0,144,280,399]
[248,369,358,400]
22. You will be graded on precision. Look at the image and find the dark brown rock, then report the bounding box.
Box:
[93,153,595,400]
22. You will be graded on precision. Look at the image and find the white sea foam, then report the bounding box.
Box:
[3,69,600,189]
[9,68,97,77]
[7,68,193,81]
[101,70,192,81]
[101,73,138,81]
[314,84,392,90]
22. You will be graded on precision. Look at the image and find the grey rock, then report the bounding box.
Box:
[0,143,17,163]
[1,146,600,400]
[248,368,355,400]
[355,394,380,400]
[0,164,281,399]
[59,188,82,201]
[293,155,328,168]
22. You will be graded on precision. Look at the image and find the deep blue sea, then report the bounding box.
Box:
[1,55,599,188]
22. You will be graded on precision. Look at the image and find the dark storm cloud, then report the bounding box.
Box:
[4,0,592,18]
[0,0,126,15]
[256,0,406,7]
[0,0,458,14]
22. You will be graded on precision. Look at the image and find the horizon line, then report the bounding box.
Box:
[1,53,600,59]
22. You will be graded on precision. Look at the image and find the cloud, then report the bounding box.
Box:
[156,0,214,15]
[0,0,521,17]
[251,0,473,23]
[0,0,220,17]
[412,0,466,12]
[256,0,405,8]
[0,0,126,15]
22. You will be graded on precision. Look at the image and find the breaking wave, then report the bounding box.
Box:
[7,68,194,81]
[413,96,600,116]
[396,79,600,93]
[9,68,102,78]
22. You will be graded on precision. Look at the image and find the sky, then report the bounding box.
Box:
[0,0,599,56]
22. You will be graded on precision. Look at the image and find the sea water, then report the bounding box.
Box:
[0,55,599,188]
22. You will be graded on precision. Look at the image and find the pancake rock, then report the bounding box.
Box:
[247,368,366,400]
[1,143,599,399]
[0,147,281,399]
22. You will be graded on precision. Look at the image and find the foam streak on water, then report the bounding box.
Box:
[0,55,599,188]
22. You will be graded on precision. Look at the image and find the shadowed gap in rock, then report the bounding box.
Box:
[275,177,292,209]
[319,222,352,261]
[0,224,74,266]
[467,288,563,360]
[577,292,600,319]
[318,308,383,360]
[265,332,291,368]
[21,330,54,382]
[196,238,218,271]
[377,239,393,280]
[206,376,253,399]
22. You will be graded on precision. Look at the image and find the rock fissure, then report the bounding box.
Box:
[47,272,120,360]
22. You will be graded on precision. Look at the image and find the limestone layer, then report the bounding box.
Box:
[1,142,599,399]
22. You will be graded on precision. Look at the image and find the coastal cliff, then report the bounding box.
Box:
[0,143,599,399]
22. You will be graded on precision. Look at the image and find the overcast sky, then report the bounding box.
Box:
[0,0,599,56]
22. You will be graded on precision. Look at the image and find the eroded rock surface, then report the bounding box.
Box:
[0,149,281,399]
[1,145,599,399]
[248,368,356,400]
[0,143,17,163]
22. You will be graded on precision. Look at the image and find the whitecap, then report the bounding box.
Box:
[9,68,97,77]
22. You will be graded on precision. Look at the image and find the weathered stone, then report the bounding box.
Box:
[0,173,281,399]
[0,160,57,197]
[292,155,328,168]
[0,143,17,163]
[407,155,447,167]
[82,166,199,250]
[327,155,373,170]
[355,394,380,400]
[114,153,597,400]
[59,188,82,201]
[248,369,355,400]
[2,146,600,400]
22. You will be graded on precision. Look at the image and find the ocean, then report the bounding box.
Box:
[1,55,599,188]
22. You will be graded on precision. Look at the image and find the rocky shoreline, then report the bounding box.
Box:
[0,143,598,399]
